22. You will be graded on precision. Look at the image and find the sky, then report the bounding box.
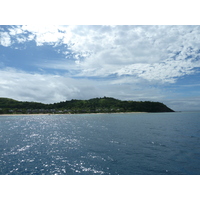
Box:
[1,25,200,111]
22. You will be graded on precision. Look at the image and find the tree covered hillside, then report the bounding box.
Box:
[0,97,174,114]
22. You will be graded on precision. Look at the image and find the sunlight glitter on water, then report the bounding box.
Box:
[1,112,200,175]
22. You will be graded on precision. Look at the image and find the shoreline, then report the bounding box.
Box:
[0,112,148,116]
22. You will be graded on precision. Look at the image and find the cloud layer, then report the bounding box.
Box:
[0,67,162,103]
[1,25,200,83]
[1,25,200,110]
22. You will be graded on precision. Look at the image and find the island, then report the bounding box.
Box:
[0,96,174,114]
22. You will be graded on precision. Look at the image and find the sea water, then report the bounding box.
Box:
[0,112,200,175]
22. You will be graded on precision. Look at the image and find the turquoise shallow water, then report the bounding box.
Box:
[0,112,200,175]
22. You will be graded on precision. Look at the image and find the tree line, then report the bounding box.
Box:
[0,97,174,114]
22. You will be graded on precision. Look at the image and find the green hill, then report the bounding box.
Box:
[0,97,174,114]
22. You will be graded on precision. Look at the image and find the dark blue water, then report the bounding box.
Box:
[1,112,200,175]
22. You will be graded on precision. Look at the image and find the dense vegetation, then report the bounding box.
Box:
[0,97,174,114]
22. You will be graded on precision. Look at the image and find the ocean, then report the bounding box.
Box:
[0,112,200,175]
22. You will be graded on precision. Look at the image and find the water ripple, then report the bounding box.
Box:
[1,113,200,174]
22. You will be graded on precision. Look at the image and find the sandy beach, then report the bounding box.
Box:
[0,112,147,116]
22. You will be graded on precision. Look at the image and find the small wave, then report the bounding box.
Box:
[30,133,40,138]
[110,140,119,144]
[17,145,31,152]
[80,165,104,174]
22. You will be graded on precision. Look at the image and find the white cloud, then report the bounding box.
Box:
[1,25,200,84]
[8,26,23,35]
[0,68,82,103]
[0,67,168,104]
[59,25,200,83]
[0,32,12,46]
[20,25,65,46]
